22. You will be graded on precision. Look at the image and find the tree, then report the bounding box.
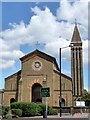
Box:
[82,89,90,106]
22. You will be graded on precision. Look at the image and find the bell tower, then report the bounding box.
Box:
[70,23,83,98]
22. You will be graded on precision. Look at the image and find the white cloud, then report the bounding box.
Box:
[83,40,88,64]
[0,2,88,70]
[57,0,88,39]
[0,37,24,69]
[0,59,15,69]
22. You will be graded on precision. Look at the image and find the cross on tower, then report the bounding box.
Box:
[35,41,40,49]
[75,18,77,25]
[35,41,46,50]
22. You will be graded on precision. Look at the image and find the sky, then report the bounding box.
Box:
[0,0,89,91]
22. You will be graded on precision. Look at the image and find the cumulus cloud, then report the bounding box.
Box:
[0,1,88,71]
[57,0,88,39]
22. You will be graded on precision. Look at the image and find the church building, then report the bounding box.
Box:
[2,24,83,107]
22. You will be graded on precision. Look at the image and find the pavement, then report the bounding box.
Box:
[1,113,90,120]
[28,113,90,119]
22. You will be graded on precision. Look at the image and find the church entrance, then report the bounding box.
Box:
[32,83,42,103]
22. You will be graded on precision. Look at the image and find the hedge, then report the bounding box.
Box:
[48,107,58,115]
[2,106,10,116]
[12,109,22,117]
[39,104,58,115]
[5,110,12,119]
[11,102,40,117]
[11,102,58,117]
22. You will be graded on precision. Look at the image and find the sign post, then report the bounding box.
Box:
[40,87,50,118]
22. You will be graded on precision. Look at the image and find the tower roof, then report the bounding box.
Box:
[71,24,81,43]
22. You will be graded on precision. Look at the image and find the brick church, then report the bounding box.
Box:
[2,24,83,107]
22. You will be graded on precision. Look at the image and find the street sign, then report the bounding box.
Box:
[41,87,50,97]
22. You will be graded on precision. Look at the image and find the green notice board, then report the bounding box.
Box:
[41,87,50,97]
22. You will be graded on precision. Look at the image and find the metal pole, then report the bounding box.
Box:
[60,48,62,117]
[46,97,48,118]
[46,75,47,118]
[80,97,82,114]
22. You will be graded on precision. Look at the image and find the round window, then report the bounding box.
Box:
[32,60,42,71]
[34,62,41,68]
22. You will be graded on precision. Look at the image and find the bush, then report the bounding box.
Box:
[39,104,46,115]
[39,104,58,115]
[11,102,58,117]
[2,106,10,117]
[85,100,90,106]
[5,110,12,119]
[11,102,40,117]
[39,104,50,115]
[48,107,58,115]
[12,109,22,117]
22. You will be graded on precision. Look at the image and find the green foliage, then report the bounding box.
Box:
[39,104,46,114]
[48,107,58,115]
[11,102,40,117]
[85,100,90,106]
[12,109,22,117]
[5,110,12,119]
[82,89,90,101]
[39,104,58,115]
[11,102,58,117]
[39,104,49,115]
[2,106,10,116]
[82,89,90,106]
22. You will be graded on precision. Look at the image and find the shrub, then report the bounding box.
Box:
[12,109,22,117]
[85,100,90,106]
[11,102,40,117]
[48,107,58,115]
[39,104,49,115]
[2,106,10,117]
[38,104,58,115]
[5,110,12,119]
[11,102,58,116]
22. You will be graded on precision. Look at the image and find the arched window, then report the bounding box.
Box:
[59,98,65,107]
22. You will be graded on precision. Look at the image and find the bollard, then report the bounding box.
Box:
[43,111,47,118]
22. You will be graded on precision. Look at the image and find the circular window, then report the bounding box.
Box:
[34,62,41,68]
[32,60,42,70]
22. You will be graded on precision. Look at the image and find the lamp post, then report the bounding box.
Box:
[59,44,73,117]
[59,48,62,117]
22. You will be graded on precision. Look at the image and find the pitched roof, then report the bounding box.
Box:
[5,70,21,80]
[20,49,59,71]
[71,25,81,43]
[53,70,72,81]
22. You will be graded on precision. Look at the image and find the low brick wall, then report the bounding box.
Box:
[74,107,90,113]
[53,106,90,114]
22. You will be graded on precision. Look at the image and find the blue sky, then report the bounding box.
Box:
[0,1,88,90]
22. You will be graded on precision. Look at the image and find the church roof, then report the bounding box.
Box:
[71,24,81,43]
[5,70,21,80]
[20,49,59,71]
[54,70,72,81]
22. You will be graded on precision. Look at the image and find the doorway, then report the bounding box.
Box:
[32,83,42,103]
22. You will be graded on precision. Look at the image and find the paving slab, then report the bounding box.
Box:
[2,113,90,120]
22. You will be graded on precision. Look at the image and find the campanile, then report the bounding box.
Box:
[70,24,83,97]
